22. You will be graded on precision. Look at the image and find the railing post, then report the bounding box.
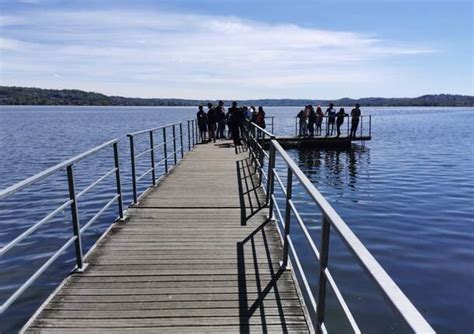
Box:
[193,119,198,144]
[282,168,293,269]
[254,130,259,175]
[128,135,138,204]
[316,216,331,333]
[266,138,276,209]
[271,117,274,134]
[187,120,191,151]
[258,132,264,185]
[113,142,124,219]
[149,131,156,186]
[66,165,85,271]
[190,120,196,148]
[179,122,184,158]
[369,115,372,137]
[360,115,363,137]
[163,127,168,173]
[172,124,177,165]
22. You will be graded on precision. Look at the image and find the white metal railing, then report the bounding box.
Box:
[0,139,123,314]
[0,120,201,318]
[126,120,199,204]
[242,121,434,333]
[294,115,371,138]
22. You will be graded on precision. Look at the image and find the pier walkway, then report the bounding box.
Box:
[24,141,310,333]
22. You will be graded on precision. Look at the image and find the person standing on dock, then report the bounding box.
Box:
[316,106,324,136]
[326,103,336,136]
[229,101,243,145]
[336,108,347,138]
[308,105,316,137]
[255,106,266,138]
[226,109,232,139]
[197,105,208,142]
[216,100,226,139]
[297,107,308,136]
[350,103,361,137]
[207,102,217,143]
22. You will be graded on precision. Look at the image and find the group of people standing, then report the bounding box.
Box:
[196,101,266,146]
[297,103,361,138]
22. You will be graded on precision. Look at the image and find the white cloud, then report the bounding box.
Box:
[0,37,32,50]
[0,9,438,98]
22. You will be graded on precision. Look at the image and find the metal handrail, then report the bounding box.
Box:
[0,139,118,200]
[0,140,124,314]
[126,122,182,137]
[127,120,199,205]
[242,121,434,333]
[265,116,275,134]
[294,115,371,138]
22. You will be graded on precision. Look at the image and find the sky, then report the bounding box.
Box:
[0,0,472,99]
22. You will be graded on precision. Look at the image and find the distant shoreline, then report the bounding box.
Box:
[1,86,473,107]
[2,105,473,109]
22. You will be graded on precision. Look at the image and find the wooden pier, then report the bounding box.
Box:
[23,141,310,333]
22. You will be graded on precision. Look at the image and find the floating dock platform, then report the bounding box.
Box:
[266,136,371,149]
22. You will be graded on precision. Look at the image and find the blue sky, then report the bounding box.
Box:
[0,0,472,99]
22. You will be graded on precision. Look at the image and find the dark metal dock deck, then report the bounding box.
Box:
[23,141,310,333]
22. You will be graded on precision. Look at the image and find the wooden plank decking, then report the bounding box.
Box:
[25,140,309,333]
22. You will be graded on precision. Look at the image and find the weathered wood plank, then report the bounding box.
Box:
[32,315,307,327]
[39,307,304,319]
[27,324,309,333]
[52,292,301,303]
[45,298,302,310]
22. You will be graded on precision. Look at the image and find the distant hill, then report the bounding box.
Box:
[1,86,473,107]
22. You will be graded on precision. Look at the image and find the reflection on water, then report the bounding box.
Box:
[286,145,414,333]
[297,144,371,196]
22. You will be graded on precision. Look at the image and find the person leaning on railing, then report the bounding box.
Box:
[297,106,309,136]
[350,103,361,138]
[336,107,348,138]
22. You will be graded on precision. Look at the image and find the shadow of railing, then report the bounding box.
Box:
[236,156,293,333]
[236,158,265,225]
[237,219,289,333]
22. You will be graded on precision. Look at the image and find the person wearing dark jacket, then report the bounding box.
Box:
[226,110,232,139]
[196,105,208,142]
[350,103,361,137]
[308,105,316,137]
[216,100,226,139]
[207,102,217,142]
[255,106,266,129]
[229,101,243,146]
[336,108,347,137]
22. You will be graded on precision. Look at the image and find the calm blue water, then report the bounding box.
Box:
[0,106,473,333]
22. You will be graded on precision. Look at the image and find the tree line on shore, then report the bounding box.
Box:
[1,86,473,107]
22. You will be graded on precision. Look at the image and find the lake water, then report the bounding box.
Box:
[0,106,473,333]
